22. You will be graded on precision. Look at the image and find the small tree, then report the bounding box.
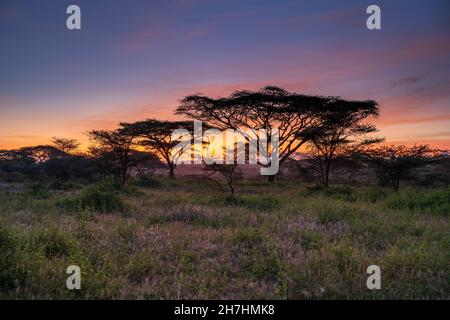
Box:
[120,119,198,178]
[202,143,243,195]
[300,98,383,187]
[204,163,241,195]
[130,150,164,176]
[87,129,135,185]
[19,145,65,163]
[361,144,444,191]
[51,137,80,154]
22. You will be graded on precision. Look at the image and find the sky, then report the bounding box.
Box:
[1,0,450,149]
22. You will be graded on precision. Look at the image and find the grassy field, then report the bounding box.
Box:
[0,178,449,299]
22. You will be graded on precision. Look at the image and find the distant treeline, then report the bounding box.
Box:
[1,86,448,191]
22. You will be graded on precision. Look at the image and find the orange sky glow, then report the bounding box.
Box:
[1,1,449,151]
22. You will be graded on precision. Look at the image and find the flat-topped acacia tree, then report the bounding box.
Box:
[50,137,80,154]
[176,86,379,180]
[88,129,139,185]
[361,144,445,191]
[301,97,383,187]
[120,119,198,178]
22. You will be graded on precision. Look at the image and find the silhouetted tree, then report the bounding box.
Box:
[176,86,379,181]
[361,144,445,191]
[19,145,65,163]
[203,144,243,195]
[120,119,198,178]
[129,150,164,176]
[43,155,96,183]
[0,148,38,181]
[301,98,382,186]
[88,145,117,180]
[51,137,80,154]
[87,129,136,184]
[204,163,241,195]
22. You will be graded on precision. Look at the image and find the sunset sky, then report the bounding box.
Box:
[1,0,449,150]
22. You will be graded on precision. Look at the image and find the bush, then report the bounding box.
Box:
[24,182,50,199]
[304,185,357,201]
[59,183,125,213]
[317,207,347,224]
[232,228,282,280]
[295,229,323,251]
[0,223,25,290]
[49,180,76,190]
[357,187,389,203]
[386,187,450,216]
[134,176,162,189]
[126,251,155,283]
[216,194,282,211]
[29,227,77,258]
[145,206,234,229]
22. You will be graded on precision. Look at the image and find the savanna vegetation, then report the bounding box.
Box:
[0,86,448,299]
[0,178,448,299]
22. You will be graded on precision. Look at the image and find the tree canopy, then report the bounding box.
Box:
[361,144,444,191]
[176,86,380,179]
[119,119,198,177]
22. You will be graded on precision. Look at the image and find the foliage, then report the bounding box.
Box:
[59,182,126,213]
[0,179,448,299]
[361,144,445,191]
[119,119,199,178]
[176,86,380,180]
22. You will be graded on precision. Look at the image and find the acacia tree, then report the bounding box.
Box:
[176,86,379,180]
[361,144,444,191]
[87,129,136,185]
[51,137,80,154]
[203,144,243,195]
[300,97,382,187]
[204,162,241,195]
[0,148,40,181]
[119,119,198,178]
[19,145,65,163]
[130,150,164,176]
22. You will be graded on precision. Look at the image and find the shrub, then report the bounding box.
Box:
[126,251,155,283]
[386,187,450,216]
[0,224,25,290]
[49,180,76,190]
[357,187,389,203]
[59,183,125,213]
[295,229,323,252]
[145,206,234,229]
[216,194,282,211]
[317,207,347,224]
[134,175,162,189]
[232,228,266,247]
[304,185,357,201]
[24,182,50,199]
[29,227,77,258]
[232,228,282,280]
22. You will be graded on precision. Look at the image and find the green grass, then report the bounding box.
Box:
[386,187,450,216]
[0,179,448,299]
[58,181,128,214]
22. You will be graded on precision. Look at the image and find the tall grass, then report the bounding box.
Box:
[0,179,448,299]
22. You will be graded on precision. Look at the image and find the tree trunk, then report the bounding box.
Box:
[229,180,234,195]
[324,176,329,188]
[324,161,330,188]
[120,168,127,185]
[168,165,175,178]
[394,175,400,191]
